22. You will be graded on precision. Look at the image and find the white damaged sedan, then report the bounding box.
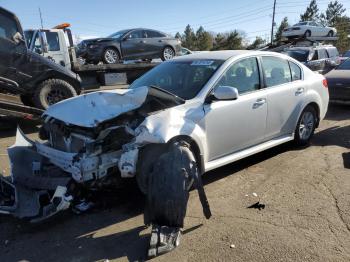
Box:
[0,50,329,257]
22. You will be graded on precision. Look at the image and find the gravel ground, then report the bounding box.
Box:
[0,103,349,262]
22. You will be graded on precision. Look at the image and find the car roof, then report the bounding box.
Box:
[173,50,279,61]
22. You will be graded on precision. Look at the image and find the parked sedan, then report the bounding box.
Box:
[282,21,337,38]
[325,58,350,101]
[77,28,181,64]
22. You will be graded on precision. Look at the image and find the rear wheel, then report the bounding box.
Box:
[327,30,334,37]
[33,79,77,109]
[294,106,317,146]
[161,46,175,61]
[103,48,120,64]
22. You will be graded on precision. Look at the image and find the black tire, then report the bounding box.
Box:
[145,142,196,227]
[102,48,120,64]
[33,79,77,109]
[304,30,311,37]
[161,46,175,61]
[327,30,334,37]
[20,94,35,107]
[294,105,317,146]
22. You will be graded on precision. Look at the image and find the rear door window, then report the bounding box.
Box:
[146,30,166,38]
[0,12,18,41]
[262,56,292,87]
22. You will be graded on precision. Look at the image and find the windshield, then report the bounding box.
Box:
[336,59,350,70]
[24,30,34,47]
[130,60,224,100]
[283,50,310,62]
[107,29,130,39]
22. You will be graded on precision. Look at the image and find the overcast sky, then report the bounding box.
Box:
[1,0,349,41]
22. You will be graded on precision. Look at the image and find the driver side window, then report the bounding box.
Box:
[0,13,18,41]
[215,57,260,94]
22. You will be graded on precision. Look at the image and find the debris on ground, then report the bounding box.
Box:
[247,202,266,210]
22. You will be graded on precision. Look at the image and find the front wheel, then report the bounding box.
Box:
[161,47,175,61]
[103,48,120,64]
[294,106,317,146]
[33,79,78,109]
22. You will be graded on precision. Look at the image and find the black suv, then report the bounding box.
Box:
[77,28,182,64]
[283,45,340,74]
[0,7,81,109]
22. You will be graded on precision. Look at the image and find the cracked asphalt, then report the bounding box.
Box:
[0,103,349,262]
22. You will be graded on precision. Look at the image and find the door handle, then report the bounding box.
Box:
[253,98,266,108]
[295,87,304,95]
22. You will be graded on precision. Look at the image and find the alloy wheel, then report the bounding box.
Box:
[163,47,175,60]
[104,49,118,64]
[298,111,315,140]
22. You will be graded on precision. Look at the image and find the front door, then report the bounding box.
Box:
[203,57,267,161]
[121,30,146,59]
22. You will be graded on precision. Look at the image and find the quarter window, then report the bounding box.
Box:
[0,13,18,41]
[215,57,260,94]
[289,61,302,81]
[262,56,292,87]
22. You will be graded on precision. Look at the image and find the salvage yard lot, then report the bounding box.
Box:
[0,104,349,262]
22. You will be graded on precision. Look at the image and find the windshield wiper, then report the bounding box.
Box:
[148,85,185,104]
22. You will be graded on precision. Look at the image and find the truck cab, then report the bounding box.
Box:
[24,24,76,70]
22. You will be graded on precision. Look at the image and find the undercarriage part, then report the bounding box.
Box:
[148,224,181,258]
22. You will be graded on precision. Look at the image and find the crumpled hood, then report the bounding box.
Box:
[44,87,149,127]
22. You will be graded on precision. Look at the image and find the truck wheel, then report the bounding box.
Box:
[103,48,120,64]
[20,94,35,107]
[145,142,196,227]
[294,105,317,146]
[34,79,77,109]
[161,46,175,61]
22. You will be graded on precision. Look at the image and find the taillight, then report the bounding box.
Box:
[322,78,328,88]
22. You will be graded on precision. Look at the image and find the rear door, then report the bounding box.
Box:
[262,56,305,139]
[144,30,166,57]
[121,30,146,59]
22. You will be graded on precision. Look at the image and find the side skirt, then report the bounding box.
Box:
[204,134,294,172]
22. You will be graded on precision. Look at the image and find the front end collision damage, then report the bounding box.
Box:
[0,86,211,257]
[0,86,204,219]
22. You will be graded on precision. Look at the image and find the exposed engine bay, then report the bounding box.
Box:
[0,86,186,221]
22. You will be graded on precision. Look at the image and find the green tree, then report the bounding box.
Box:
[334,16,350,53]
[175,32,182,39]
[247,37,266,50]
[225,31,243,50]
[196,26,213,50]
[275,17,289,43]
[182,24,197,50]
[320,1,346,26]
[300,0,319,22]
[212,33,226,50]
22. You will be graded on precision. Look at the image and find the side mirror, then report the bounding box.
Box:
[207,86,239,103]
[38,31,49,53]
[13,32,25,45]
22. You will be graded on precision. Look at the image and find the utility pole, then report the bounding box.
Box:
[270,0,276,44]
[39,7,43,29]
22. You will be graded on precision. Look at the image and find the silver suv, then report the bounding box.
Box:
[0,50,329,257]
